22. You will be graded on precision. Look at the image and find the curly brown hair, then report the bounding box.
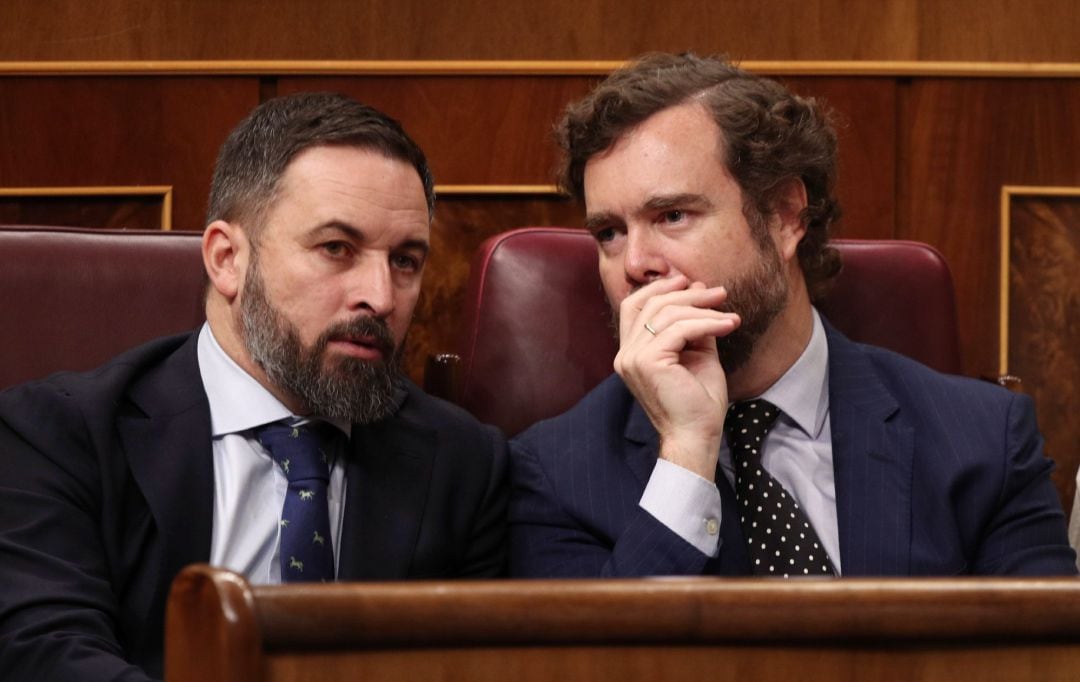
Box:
[558,53,842,300]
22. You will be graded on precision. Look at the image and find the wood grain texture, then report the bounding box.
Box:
[0,194,163,230]
[166,565,263,681]
[275,76,599,185]
[899,78,1080,377]
[780,77,898,240]
[0,77,259,232]
[918,0,1080,62]
[1,0,1077,61]
[247,574,1080,643]
[366,75,896,381]
[1006,195,1080,511]
[165,566,1080,682]
[403,195,583,382]
[263,646,1080,682]
[2,71,1077,399]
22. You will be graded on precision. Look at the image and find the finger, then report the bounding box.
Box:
[649,317,740,356]
[619,275,689,339]
[640,303,740,341]
[629,285,731,342]
[616,317,738,375]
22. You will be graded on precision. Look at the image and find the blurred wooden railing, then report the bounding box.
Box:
[166,564,1080,681]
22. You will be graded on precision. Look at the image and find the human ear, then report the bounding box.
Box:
[202,220,248,301]
[769,178,808,262]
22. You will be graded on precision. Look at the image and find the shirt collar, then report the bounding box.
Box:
[758,308,830,438]
[197,322,350,438]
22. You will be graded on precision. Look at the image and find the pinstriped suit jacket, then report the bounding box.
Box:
[508,322,1077,577]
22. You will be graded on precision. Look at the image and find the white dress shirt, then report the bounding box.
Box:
[639,309,841,573]
[198,323,350,584]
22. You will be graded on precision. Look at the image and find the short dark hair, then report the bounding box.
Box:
[558,53,842,300]
[206,92,435,237]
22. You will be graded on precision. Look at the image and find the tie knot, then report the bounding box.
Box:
[256,420,333,483]
[725,400,781,460]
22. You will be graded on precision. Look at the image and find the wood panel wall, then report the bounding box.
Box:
[900,77,1080,377]
[1,0,1078,62]
[4,66,1077,386]
[0,76,257,231]
[2,67,1078,500]
[1004,191,1080,511]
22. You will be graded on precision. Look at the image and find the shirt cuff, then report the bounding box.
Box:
[639,459,723,557]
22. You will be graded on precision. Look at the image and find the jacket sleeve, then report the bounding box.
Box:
[457,424,510,577]
[971,392,1078,575]
[508,436,710,577]
[0,389,156,682]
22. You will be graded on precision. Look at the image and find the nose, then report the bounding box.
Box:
[348,255,395,318]
[623,227,669,286]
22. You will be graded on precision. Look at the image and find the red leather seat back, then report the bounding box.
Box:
[457,228,617,438]
[817,238,961,377]
[1,226,206,389]
[457,228,961,436]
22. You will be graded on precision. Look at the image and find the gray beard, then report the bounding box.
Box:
[239,255,403,424]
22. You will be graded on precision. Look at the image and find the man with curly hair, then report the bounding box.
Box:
[509,53,1075,578]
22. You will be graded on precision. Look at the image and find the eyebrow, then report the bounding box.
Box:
[398,238,431,257]
[312,220,430,255]
[642,193,715,213]
[583,211,620,233]
[584,193,716,232]
[312,220,364,240]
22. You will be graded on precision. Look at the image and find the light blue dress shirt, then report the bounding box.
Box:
[198,323,350,584]
[639,309,841,573]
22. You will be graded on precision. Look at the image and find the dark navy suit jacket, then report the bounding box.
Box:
[0,332,507,681]
[509,323,1076,578]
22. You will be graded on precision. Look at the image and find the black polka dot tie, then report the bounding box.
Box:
[725,400,835,577]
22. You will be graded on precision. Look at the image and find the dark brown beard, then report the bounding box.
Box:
[713,235,788,373]
[610,236,788,375]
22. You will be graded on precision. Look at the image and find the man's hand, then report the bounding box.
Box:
[613,276,740,479]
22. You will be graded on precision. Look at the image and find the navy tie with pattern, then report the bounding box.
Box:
[256,419,336,582]
[725,400,835,577]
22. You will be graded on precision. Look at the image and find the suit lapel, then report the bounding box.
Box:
[825,323,913,576]
[117,334,215,588]
[338,393,436,580]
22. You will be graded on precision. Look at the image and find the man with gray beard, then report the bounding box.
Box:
[0,92,507,681]
[509,53,1074,579]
